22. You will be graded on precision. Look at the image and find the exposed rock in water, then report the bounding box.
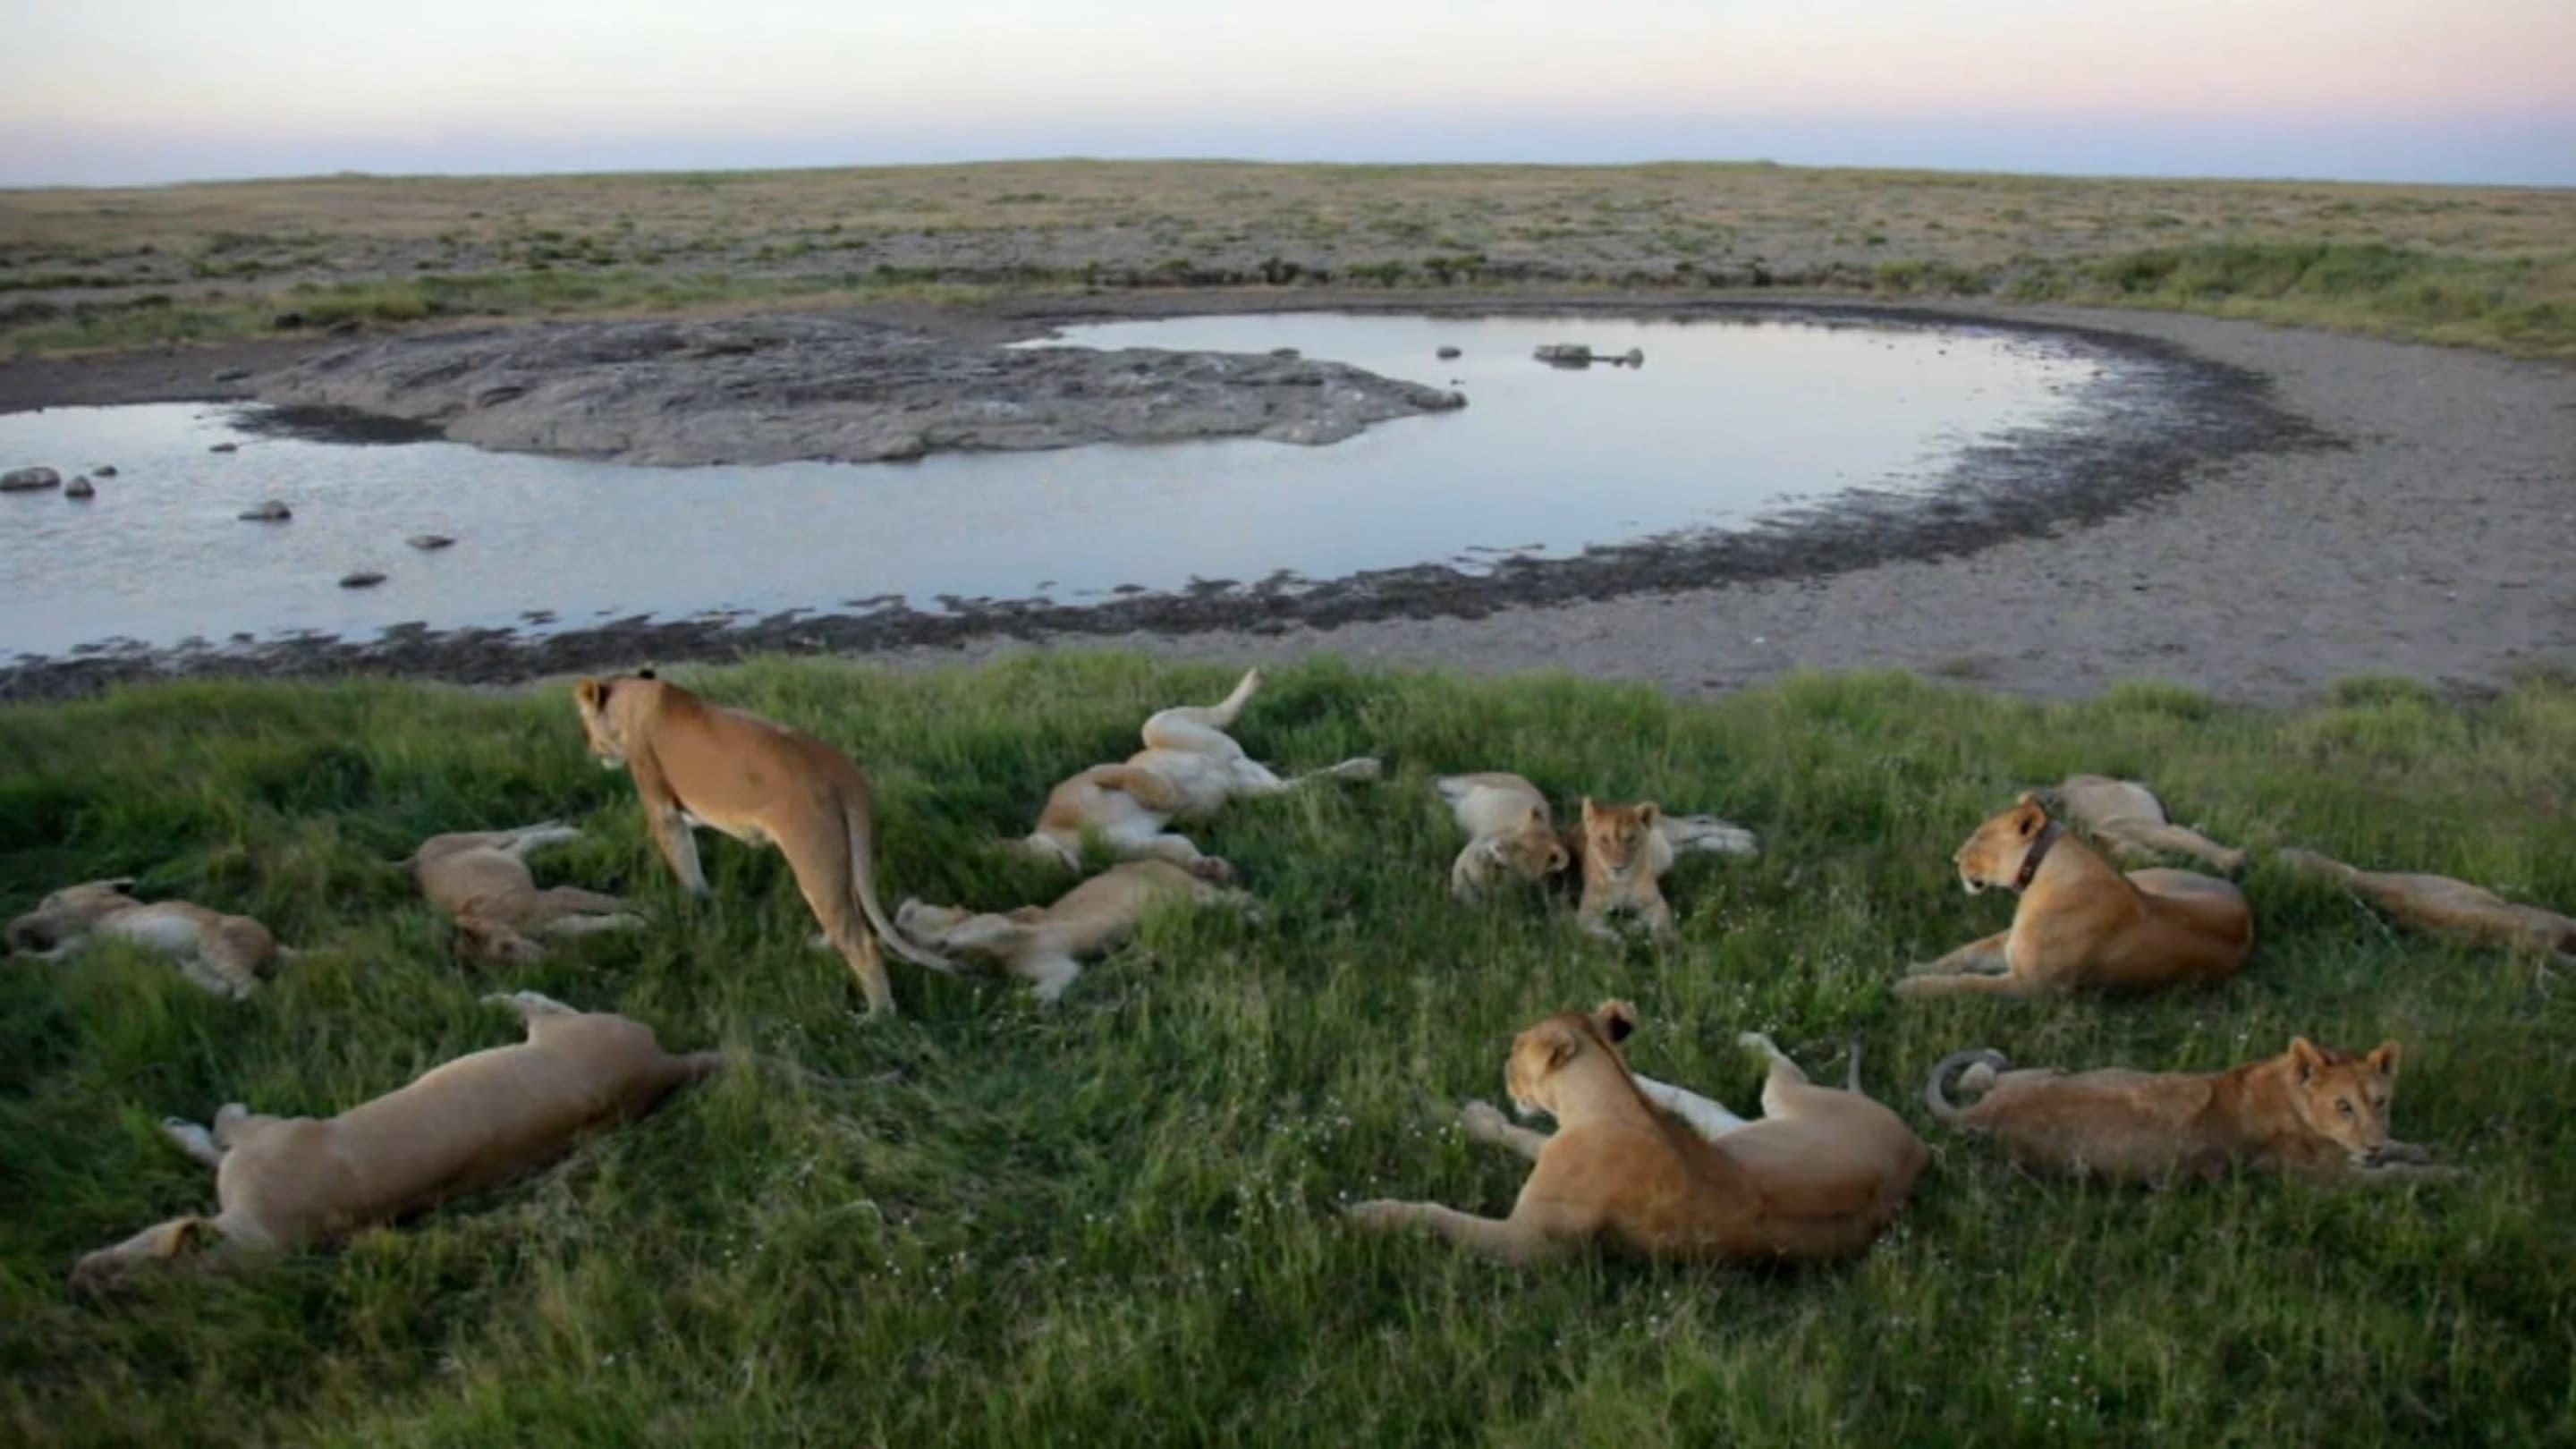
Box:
[255,315,1468,467]
[338,571,386,589]
[239,500,292,521]
[1532,343,1646,369]
[64,476,95,499]
[91,464,117,478]
[1436,345,1462,360]
[1,466,61,491]
[406,534,454,550]
[210,442,239,453]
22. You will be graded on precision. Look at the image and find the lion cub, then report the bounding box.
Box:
[7,880,287,999]
[409,822,643,964]
[895,860,1252,1004]
[1348,1002,1928,1265]
[1925,1037,2451,1184]
[1569,798,1679,941]
[1899,792,2252,998]
[2055,775,2248,874]
[1436,773,1570,901]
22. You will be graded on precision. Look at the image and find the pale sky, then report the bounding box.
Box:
[4,0,2572,186]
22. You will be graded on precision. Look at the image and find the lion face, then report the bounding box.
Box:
[1489,807,1572,883]
[1505,999,1639,1120]
[1953,792,2051,895]
[2284,1037,2402,1161]
[572,674,643,768]
[6,878,139,953]
[1579,799,1658,882]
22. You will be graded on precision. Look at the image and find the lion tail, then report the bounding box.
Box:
[845,806,963,977]
[1924,1049,2009,1125]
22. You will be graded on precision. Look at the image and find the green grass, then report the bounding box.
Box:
[4,656,2572,1445]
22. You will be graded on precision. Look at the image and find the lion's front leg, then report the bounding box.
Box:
[1456,1100,1550,1160]
[1906,929,2012,978]
[1344,1200,1572,1265]
[1894,970,2052,1000]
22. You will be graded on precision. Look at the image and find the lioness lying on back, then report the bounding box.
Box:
[1020,668,1379,880]
[895,860,1253,1004]
[1925,1037,2452,1184]
[573,671,954,1015]
[2054,775,2248,875]
[1898,792,2252,998]
[1347,1002,1928,1266]
[409,822,643,964]
[7,880,288,999]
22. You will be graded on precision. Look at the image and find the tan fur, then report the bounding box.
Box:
[573,672,953,1015]
[2279,848,2576,970]
[1347,1003,1928,1266]
[72,993,731,1289]
[895,860,1253,1004]
[1924,1038,2450,1184]
[410,822,643,964]
[7,879,284,999]
[1898,792,2252,999]
[1019,668,1379,879]
[1436,773,1570,901]
[1570,798,1676,941]
[2055,775,2248,874]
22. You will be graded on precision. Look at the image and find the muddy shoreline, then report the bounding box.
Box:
[3,293,2568,706]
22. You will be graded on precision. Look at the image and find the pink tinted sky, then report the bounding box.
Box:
[3,0,2571,185]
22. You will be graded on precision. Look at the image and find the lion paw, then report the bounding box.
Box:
[1343,1199,1411,1231]
[1457,1099,1511,1139]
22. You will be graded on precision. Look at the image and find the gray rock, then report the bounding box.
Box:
[210,442,239,453]
[238,500,292,522]
[338,571,386,589]
[212,367,252,383]
[91,464,117,478]
[1531,343,1646,369]
[1436,345,1462,360]
[256,315,1466,467]
[1268,347,1300,359]
[64,476,95,499]
[405,533,454,550]
[2,466,62,491]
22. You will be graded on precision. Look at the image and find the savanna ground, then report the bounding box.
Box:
[3,160,2570,358]
[4,654,2572,1445]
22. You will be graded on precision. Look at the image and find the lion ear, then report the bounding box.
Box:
[574,677,608,710]
[2366,1041,2401,1080]
[636,666,657,681]
[1534,1020,1586,1071]
[1580,797,1600,824]
[1592,999,1639,1043]
[103,877,140,894]
[1546,843,1570,873]
[2288,1036,2327,1082]
[1638,802,1659,827]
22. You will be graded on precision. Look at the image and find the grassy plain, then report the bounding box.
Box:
[2,160,2569,356]
[4,655,2572,1445]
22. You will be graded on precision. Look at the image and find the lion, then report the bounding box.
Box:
[7,879,289,999]
[894,860,1254,1004]
[2278,848,2576,970]
[1346,1002,1928,1266]
[71,992,804,1289]
[2055,775,2248,874]
[408,821,644,964]
[1897,792,2252,999]
[1923,1037,2453,1184]
[572,670,953,1015]
[1437,775,1755,911]
[1568,798,1679,941]
[1018,668,1379,879]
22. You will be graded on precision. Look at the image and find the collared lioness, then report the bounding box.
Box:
[2055,775,2248,874]
[1346,1003,1928,1265]
[7,880,288,999]
[895,860,1253,1004]
[1924,1037,2453,1184]
[2278,848,2575,970]
[72,992,772,1290]
[408,821,643,963]
[1018,668,1379,878]
[573,671,953,1015]
[1898,792,2251,999]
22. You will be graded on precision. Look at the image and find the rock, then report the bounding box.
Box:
[64,476,95,499]
[209,442,239,453]
[238,500,292,522]
[212,367,251,383]
[1436,345,1462,360]
[255,315,1467,466]
[1532,343,1645,369]
[405,534,454,550]
[338,571,386,589]
[1269,347,1301,360]
[91,464,117,478]
[1,466,62,491]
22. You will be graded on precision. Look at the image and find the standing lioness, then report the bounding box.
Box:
[573,671,953,1015]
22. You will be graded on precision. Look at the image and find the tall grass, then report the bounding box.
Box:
[3,657,2572,1445]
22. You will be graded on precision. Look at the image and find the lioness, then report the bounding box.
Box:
[72,992,757,1289]
[1346,1003,1928,1266]
[1018,668,1379,879]
[1436,775,1756,909]
[573,671,953,1015]
[1924,1037,2452,1184]
[409,821,643,964]
[7,879,288,999]
[2055,775,2248,875]
[2279,848,2576,970]
[1898,792,2252,999]
[895,860,1253,1004]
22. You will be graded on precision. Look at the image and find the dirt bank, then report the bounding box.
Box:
[2,296,2567,705]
